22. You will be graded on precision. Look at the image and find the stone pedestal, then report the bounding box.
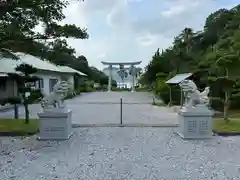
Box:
[37,108,73,140]
[177,105,213,139]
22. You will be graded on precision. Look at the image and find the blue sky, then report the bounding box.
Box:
[63,0,239,70]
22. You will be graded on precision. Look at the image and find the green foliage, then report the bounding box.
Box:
[14,63,39,124]
[155,84,181,106]
[136,87,148,92]
[117,69,128,81]
[5,96,21,105]
[64,92,76,100]
[112,87,123,91]
[27,89,43,104]
[154,72,181,106]
[0,0,87,59]
[88,67,109,86]
[0,119,39,136]
[141,4,240,118]
[0,98,7,106]
[15,64,38,76]
[77,85,94,93]
[154,83,170,104]
[112,87,130,92]
[111,80,117,88]
[0,0,107,85]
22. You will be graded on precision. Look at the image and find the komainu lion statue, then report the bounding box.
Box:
[179,80,210,108]
[41,81,70,109]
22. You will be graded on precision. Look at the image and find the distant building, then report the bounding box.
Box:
[102,67,139,88]
[0,53,87,100]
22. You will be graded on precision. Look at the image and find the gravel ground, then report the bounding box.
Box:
[1,127,240,180]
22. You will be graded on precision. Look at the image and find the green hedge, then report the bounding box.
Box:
[136,87,148,92]
[112,87,130,91]
[231,95,240,109]
[27,89,43,104]
[77,85,95,93]
[156,84,240,111]
[64,92,76,100]
[6,97,21,104]
[154,82,181,106]
[0,89,42,106]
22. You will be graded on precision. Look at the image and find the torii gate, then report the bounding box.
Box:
[101,61,142,92]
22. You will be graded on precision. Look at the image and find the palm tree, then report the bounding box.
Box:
[118,69,128,88]
[180,27,194,52]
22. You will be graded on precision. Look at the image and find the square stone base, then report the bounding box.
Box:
[177,105,213,139]
[176,131,214,139]
[37,132,73,141]
[37,109,73,140]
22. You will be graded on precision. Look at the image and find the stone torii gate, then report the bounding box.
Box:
[101,61,142,92]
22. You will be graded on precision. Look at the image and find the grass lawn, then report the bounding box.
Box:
[0,119,39,136]
[213,119,240,133]
[152,102,165,106]
[213,110,240,133]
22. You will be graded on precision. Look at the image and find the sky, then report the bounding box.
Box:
[62,0,239,70]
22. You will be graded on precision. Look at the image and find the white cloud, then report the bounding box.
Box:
[161,0,200,18]
[61,0,238,70]
[136,33,157,46]
[96,53,106,59]
[106,0,129,27]
[62,2,88,27]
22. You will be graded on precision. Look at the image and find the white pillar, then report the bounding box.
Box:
[108,65,112,92]
[131,65,135,92]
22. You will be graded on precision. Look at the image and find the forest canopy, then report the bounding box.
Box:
[0,0,108,84]
[140,4,240,119]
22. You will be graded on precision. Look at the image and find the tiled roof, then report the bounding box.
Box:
[0,53,86,76]
[58,66,87,76]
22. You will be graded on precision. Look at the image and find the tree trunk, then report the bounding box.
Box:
[186,45,189,53]
[169,87,172,107]
[24,99,29,124]
[14,104,19,119]
[223,92,230,122]
[223,68,230,122]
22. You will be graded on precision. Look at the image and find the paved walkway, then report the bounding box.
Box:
[0,92,178,126]
[1,128,240,180]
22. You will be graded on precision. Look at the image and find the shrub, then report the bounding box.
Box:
[27,89,43,104]
[155,83,181,105]
[210,98,224,111]
[0,98,7,106]
[75,89,81,95]
[78,86,94,92]
[64,93,75,100]
[112,87,122,91]
[231,95,240,109]
[136,87,148,92]
[6,96,22,104]
[64,89,78,100]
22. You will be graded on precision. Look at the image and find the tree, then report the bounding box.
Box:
[117,69,128,87]
[179,27,194,52]
[208,49,239,121]
[0,0,88,59]
[111,80,117,88]
[141,4,240,119]
[15,64,39,124]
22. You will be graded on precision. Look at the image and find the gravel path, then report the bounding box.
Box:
[1,128,240,180]
[0,92,178,126]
